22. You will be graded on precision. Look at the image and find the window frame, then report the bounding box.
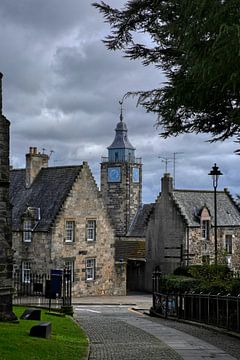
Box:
[225,234,233,255]
[85,258,96,281]
[201,220,210,240]
[64,259,74,282]
[22,261,31,283]
[86,220,96,242]
[23,219,33,242]
[65,220,75,243]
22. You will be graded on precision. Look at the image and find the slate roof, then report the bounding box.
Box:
[115,239,145,261]
[172,189,240,227]
[10,166,82,231]
[127,204,155,237]
[108,120,135,150]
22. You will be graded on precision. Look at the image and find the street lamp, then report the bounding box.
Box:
[208,163,223,265]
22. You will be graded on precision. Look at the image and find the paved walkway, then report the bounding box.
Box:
[73,294,239,360]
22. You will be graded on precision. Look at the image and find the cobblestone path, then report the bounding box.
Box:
[74,305,240,360]
[76,315,182,360]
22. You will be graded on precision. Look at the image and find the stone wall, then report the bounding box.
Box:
[101,162,142,236]
[51,163,126,296]
[12,231,52,273]
[188,226,240,270]
[0,72,14,315]
[145,174,186,287]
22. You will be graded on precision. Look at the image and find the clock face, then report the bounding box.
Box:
[108,167,121,182]
[132,167,139,183]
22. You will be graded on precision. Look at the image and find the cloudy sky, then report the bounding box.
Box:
[0,0,239,203]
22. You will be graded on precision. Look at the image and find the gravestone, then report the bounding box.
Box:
[30,322,51,339]
[20,308,41,320]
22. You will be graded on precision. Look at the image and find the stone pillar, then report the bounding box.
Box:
[0,73,17,321]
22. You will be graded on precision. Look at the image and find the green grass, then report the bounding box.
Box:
[0,307,88,360]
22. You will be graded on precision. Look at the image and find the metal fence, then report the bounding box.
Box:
[152,270,240,332]
[13,269,72,309]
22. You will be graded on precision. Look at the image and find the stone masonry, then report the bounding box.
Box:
[0,73,15,319]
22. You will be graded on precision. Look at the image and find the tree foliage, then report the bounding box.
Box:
[93,0,240,148]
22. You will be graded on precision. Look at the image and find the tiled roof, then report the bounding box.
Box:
[172,189,240,227]
[115,239,145,261]
[127,204,155,237]
[10,166,82,231]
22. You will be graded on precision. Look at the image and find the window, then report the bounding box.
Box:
[65,221,75,242]
[23,220,32,242]
[64,260,74,282]
[85,258,96,281]
[22,261,31,283]
[86,220,96,242]
[201,220,210,240]
[225,235,233,254]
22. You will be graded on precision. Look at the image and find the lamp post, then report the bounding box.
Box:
[208,164,223,265]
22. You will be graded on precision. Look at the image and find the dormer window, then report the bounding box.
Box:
[23,220,33,242]
[200,207,211,240]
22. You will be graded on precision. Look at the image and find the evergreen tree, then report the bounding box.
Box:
[93,0,240,149]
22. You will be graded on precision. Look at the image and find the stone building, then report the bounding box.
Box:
[144,173,240,290]
[10,147,125,296]
[0,73,16,320]
[10,103,240,296]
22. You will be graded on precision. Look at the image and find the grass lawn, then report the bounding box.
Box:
[0,307,88,360]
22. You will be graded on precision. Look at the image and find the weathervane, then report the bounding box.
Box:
[119,92,130,122]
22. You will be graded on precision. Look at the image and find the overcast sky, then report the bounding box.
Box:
[0,0,239,203]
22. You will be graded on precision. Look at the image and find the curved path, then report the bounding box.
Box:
[74,302,238,360]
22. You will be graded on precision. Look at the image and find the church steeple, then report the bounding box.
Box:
[108,107,135,163]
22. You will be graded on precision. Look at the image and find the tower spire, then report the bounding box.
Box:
[119,100,123,122]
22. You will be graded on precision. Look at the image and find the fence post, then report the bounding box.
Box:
[226,294,230,330]
[207,293,210,324]
[152,271,155,309]
[199,293,201,322]
[237,294,240,332]
[216,293,220,327]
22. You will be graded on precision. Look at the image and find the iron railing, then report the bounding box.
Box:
[13,269,72,309]
[101,156,142,164]
[152,270,240,332]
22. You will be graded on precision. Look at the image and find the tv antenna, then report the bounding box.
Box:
[173,152,184,188]
[158,156,172,173]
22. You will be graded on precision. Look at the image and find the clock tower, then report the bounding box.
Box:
[101,113,142,236]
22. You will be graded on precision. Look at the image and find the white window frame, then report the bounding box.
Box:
[201,220,210,240]
[86,220,96,242]
[225,235,233,254]
[22,261,31,283]
[23,220,32,242]
[64,260,74,282]
[65,220,75,243]
[85,258,96,281]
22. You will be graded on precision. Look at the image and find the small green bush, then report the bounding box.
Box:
[158,275,200,293]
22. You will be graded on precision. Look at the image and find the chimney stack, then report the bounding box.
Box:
[25,147,49,188]
[161,173,173,195]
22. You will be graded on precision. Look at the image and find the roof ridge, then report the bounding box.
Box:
[174,189,225,194]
